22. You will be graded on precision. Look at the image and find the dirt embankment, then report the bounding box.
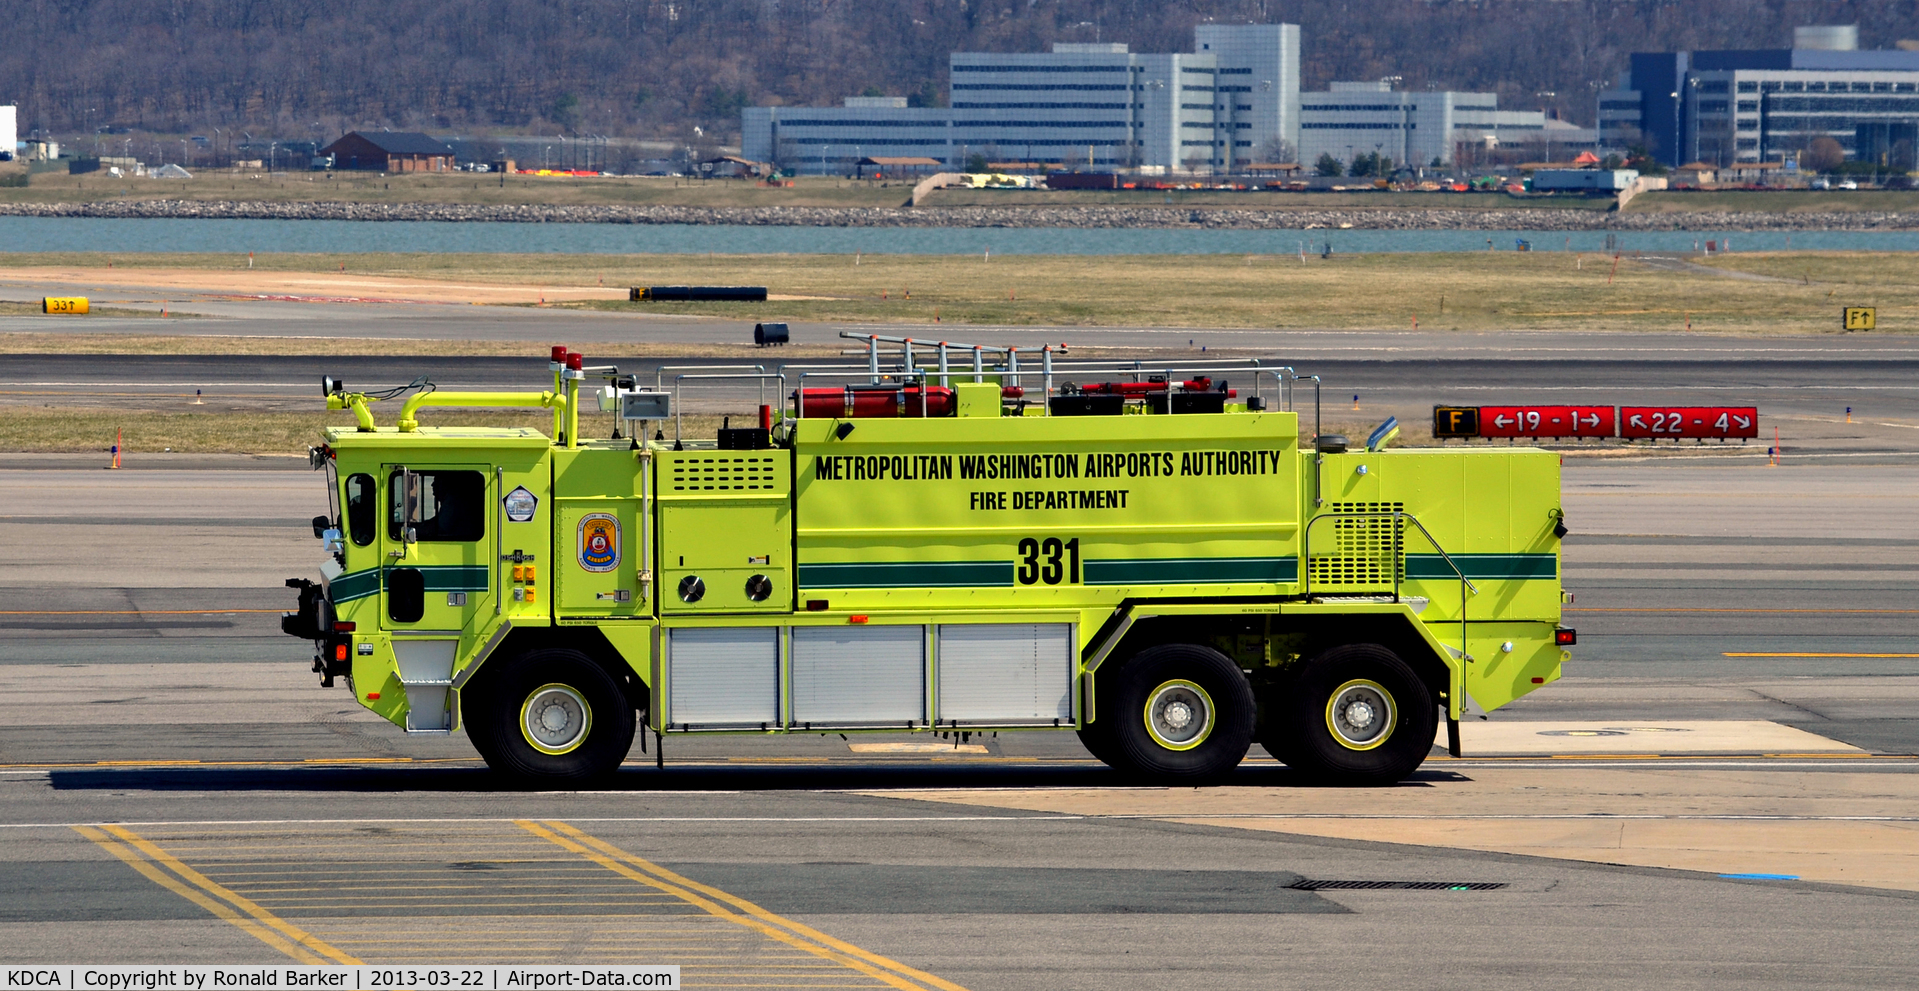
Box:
[3,199,1917,231]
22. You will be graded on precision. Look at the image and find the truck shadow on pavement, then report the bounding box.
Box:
[45,762,1466,792]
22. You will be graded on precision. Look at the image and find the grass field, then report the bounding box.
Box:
[0,406,734,455]
[4,249,1911,333]
[9,168,1913,213]
[5,401,1717,458]
[1626,189,1919,213]
[559,251,1914,333]
[0,171,1567,210]
[1702,251,1919,285]
[0,332,847,358]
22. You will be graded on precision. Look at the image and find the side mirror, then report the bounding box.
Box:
[404,526,418,545]
[311,515,331,538]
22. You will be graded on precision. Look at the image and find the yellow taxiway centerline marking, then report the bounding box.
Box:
[519,819,968,991]
[1723,652,1919,658]
[76,825,360,964]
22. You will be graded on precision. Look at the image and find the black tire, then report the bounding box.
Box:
[1273,643,1435,785]
[1100,643,1255,783]
[464,648,636,784]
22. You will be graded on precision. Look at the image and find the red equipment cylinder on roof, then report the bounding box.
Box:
[797,386,957,418]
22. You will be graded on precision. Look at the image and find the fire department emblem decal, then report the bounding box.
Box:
[577,513,620,573]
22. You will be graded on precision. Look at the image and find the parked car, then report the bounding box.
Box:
[1809,177,1831,190]
[1837,179,1859,190]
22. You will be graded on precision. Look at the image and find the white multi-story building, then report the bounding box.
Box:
[742,24,1301,175]
[0,106,16,162]
[1297,82,1587,169]
[1194,24,1301,159]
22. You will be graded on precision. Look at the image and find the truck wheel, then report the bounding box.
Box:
[1276,644,1435,785]
[465,648,636,784]
[1102,644,1254,782]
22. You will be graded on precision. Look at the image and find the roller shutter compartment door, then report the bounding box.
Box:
[792,626,925,726]
[668,627,779,727]
[938,623,1074,723]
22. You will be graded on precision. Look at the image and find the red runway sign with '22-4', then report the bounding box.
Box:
[1477,406,1617,438]
[1618,406,1758,439]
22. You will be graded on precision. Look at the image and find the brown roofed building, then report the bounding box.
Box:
[321,132,457,172]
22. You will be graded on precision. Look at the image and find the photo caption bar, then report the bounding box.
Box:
[5,968,679,991]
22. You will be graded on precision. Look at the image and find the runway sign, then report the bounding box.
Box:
[1618,406,1758,439]
[41,296,89,314]
[1477,405,1616,438]
[1432,406,1480,438]
[1844,306,1876,331]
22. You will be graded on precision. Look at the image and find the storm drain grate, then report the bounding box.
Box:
[1289,880,1507,891]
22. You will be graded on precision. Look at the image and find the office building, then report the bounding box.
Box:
[0,106,15,162]
[1599,25,1919,166]
[741,24,1300,175]
[1297,82,1587,169]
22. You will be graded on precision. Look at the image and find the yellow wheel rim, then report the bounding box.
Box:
[520,683,593,755]
[1143,679,1215,752]
[1324,678,1396,751]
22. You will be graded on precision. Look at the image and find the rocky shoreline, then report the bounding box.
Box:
[1,199,1914,231]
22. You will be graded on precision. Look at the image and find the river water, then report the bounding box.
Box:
[2,216,1915,255]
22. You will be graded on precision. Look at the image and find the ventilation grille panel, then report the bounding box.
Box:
[1307,501,1404,589]
[670,455,781,491]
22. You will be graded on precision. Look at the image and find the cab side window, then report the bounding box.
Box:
[344,473,376,546]
[389,470,485,542]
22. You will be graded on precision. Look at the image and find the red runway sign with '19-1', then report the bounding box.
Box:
[1477,406,1618,438]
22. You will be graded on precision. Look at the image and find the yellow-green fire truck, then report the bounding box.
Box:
[283,339,1572,785]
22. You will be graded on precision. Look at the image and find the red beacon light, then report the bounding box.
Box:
[567,351,584,371]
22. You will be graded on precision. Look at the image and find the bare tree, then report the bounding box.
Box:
[5,0,1917,147]
[1803,136,1846,173]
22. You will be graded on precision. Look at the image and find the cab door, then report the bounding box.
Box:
[380,465,495,633]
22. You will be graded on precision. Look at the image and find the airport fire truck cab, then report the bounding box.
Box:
[283,339,1572,785]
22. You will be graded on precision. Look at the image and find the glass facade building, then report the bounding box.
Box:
[742,25,1301,175]
[1600,38,1919,166]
